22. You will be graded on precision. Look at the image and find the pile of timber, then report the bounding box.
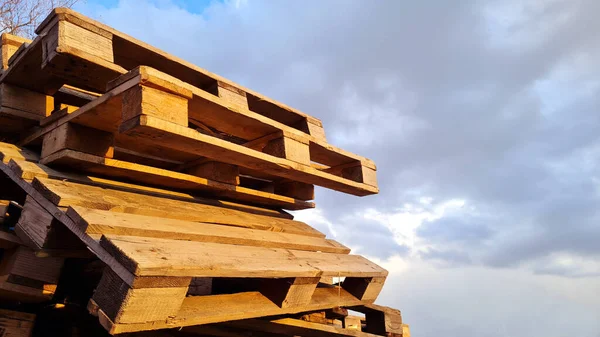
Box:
[0,7,410,337]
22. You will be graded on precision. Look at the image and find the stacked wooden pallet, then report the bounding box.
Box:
[0,7,409,337]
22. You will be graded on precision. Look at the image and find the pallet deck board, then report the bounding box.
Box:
[41,149,315,210]
[7,157,294,220]
[0,9,400,335]
[99,234,387,278]
[94,287,372,334]
[31,177,323,237]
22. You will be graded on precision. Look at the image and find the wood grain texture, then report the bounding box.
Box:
[0,246,64,284]
[99,234,387,278]
[95,286,372,334]
[32,177,321,237]
[67,206,348,254]
[7,157,294,219]
[121,115,378,196]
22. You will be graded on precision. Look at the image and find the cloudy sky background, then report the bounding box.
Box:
[75,1,600,336]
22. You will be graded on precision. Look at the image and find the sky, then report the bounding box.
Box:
[73,1,600,336]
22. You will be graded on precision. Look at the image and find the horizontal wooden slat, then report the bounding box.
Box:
[41,149,314,210]
[7,157,293,219]
[99,234,387,278]
[31,177,323,237]
[95,287,371,334]
[67,206,348,254]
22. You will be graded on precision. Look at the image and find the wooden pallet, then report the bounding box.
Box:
[24,67,377,196]
[0,9,378,196]
[0,156,387,334]
[1,140,314,211]
[33,8,326,140]
[1,10,325,141]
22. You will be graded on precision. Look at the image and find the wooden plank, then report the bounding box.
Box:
[32,177,321,237]
[225,318,381,337]
[66,206,349,254]
[40,149,312,210]
[7,158,294,219]
[121,115,378,196]
[95,286,372,334]
[98,234,387,278]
